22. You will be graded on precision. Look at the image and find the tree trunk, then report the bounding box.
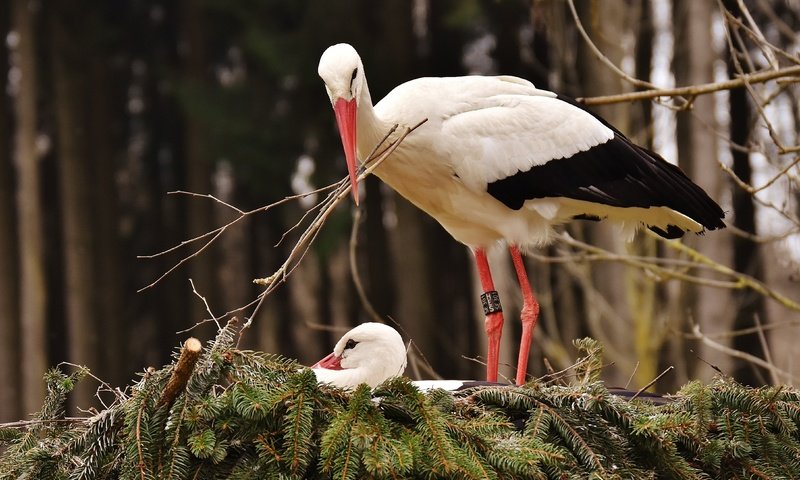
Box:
[574,0,636,386]
[0,0,21,422]
[627,0,662,390]
[88,35,125,387]
[214,162,252,323]
[51,0,99,409]
[670,0,733,387]
[180,0,215,330]
[13,0,48,416]
[723,0,769,386]
[727,67,767,385]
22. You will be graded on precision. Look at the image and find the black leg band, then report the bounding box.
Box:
[480,291,502,315]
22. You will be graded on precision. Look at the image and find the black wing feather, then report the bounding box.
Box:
[486,97,725,238]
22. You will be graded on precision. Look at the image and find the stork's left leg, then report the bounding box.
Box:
[509,245,539,385]
[474,248,504,382]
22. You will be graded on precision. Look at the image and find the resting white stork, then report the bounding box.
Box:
[311,323,670,406]
[312,322,407,388]
[318,43,725,386]
[311,322,497,391]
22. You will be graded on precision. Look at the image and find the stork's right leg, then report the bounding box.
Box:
[474,248,504,382]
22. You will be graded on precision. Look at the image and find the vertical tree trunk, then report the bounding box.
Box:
[51,0,98,409]
[728,89,767,385]
[574,0,635,385]
[378,0,440,369]
[626,0,662,389]
[0,0,21,422]
[722,0,768,385]
[13,0,47,415]
[535,1,588,372]
[670,0,733,387]
[180,0,215,329]
[88,33,125,387]
[727,73,767,384]
[214,163,251,322]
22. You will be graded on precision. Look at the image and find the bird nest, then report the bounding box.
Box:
[2,319,800,479]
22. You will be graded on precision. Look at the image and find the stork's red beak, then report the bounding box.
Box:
[333,97,359,205]
[312,352,343,370]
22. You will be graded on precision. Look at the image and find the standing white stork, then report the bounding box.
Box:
[318,43,725,386]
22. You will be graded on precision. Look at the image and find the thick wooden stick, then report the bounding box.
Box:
[157,337,202,409]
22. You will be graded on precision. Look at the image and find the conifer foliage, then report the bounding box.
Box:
[2,323,800,479]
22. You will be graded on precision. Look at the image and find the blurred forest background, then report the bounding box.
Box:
[2,0,800,421]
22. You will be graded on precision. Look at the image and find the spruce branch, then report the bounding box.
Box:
[5,338,800,478]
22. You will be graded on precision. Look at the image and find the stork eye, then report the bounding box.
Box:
[344,339,358,350]
[350,68,358,83]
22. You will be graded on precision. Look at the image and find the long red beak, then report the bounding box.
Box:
[312,352,343,370]
[333,97,359,205]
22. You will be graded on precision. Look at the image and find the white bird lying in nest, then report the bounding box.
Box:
[311,323,488,391]
[310,323,670,405]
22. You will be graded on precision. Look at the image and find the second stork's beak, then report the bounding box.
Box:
[333,97,359,205]
[312,352,343,370]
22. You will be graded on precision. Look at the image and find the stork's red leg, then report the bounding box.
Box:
[474,248,504,382]
[509,245,539,385]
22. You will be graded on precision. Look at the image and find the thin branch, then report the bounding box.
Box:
[579,65,800,106]
[631,366,674,401]
[735,0,778,69]
[702,319,800,339]
[753,315,780,386]
[189,278,220,330]
[566,0,656,91]
[0,417,92,428]
[655,232,800,312]
[245,120,427,333]
[349,207,384,323]
[625,362,639,390]
[688,323,799,384]
[405,336,442,380]
[552,232,800,314]
[137,185,337,290]
[170,190,245,214]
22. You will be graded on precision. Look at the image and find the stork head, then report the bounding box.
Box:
[318,43,365,205]
[312,322,407,389]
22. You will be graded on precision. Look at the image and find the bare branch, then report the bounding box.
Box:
[349,207,384,323]
[245,120,427,333]
[566,0,656,91]
[687,322,800,384]
[188,279,221,331]
[579,66,800,106]
[631,366,674,401]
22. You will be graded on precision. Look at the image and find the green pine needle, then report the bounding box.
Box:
[4,334,800,479]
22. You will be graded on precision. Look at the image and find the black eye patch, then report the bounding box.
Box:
[350,68,358,83]
[345,339,358,350]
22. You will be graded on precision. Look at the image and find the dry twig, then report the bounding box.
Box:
[247,121,426,328]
